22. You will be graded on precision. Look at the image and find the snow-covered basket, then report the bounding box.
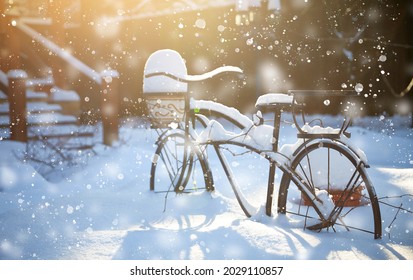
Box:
[143,49,187,128]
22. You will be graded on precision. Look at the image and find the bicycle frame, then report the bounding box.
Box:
[191,91,381,238]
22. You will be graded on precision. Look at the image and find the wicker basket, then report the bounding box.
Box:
[145,94,185,128]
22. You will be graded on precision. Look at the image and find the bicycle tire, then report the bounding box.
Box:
[278,139,382,239]
[150,130,214,194]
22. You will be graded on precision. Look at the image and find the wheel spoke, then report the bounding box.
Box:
[328,164,363,222]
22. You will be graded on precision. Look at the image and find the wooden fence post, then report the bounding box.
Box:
[4,16,21,71]
[48,0,67,88]
[101,70,120,146]
[8,69,28,142]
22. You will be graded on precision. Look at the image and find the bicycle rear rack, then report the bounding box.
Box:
[289,90,358,139]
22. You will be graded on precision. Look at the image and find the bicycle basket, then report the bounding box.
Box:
[143,49,188,128]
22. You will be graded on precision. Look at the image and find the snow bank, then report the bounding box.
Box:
[0,116,412,260]
[0,141,53,193]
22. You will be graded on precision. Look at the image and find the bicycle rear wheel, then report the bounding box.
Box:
[150,130,214,194]
[278,140,382,239]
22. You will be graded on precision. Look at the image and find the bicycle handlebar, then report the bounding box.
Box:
[288,89,359,98]
[145,66,243,83]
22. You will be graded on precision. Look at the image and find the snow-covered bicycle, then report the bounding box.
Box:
[144,49,382,239]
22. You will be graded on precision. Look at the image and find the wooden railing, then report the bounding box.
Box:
[1,17,120,145]
[17,19,103,84]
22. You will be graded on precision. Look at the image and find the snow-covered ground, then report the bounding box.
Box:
[0,114,412,260]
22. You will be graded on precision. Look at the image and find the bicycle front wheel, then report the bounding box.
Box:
[150,130,214,194]
[278,140,382,239]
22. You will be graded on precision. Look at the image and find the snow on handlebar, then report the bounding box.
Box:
[144,65,243,83]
